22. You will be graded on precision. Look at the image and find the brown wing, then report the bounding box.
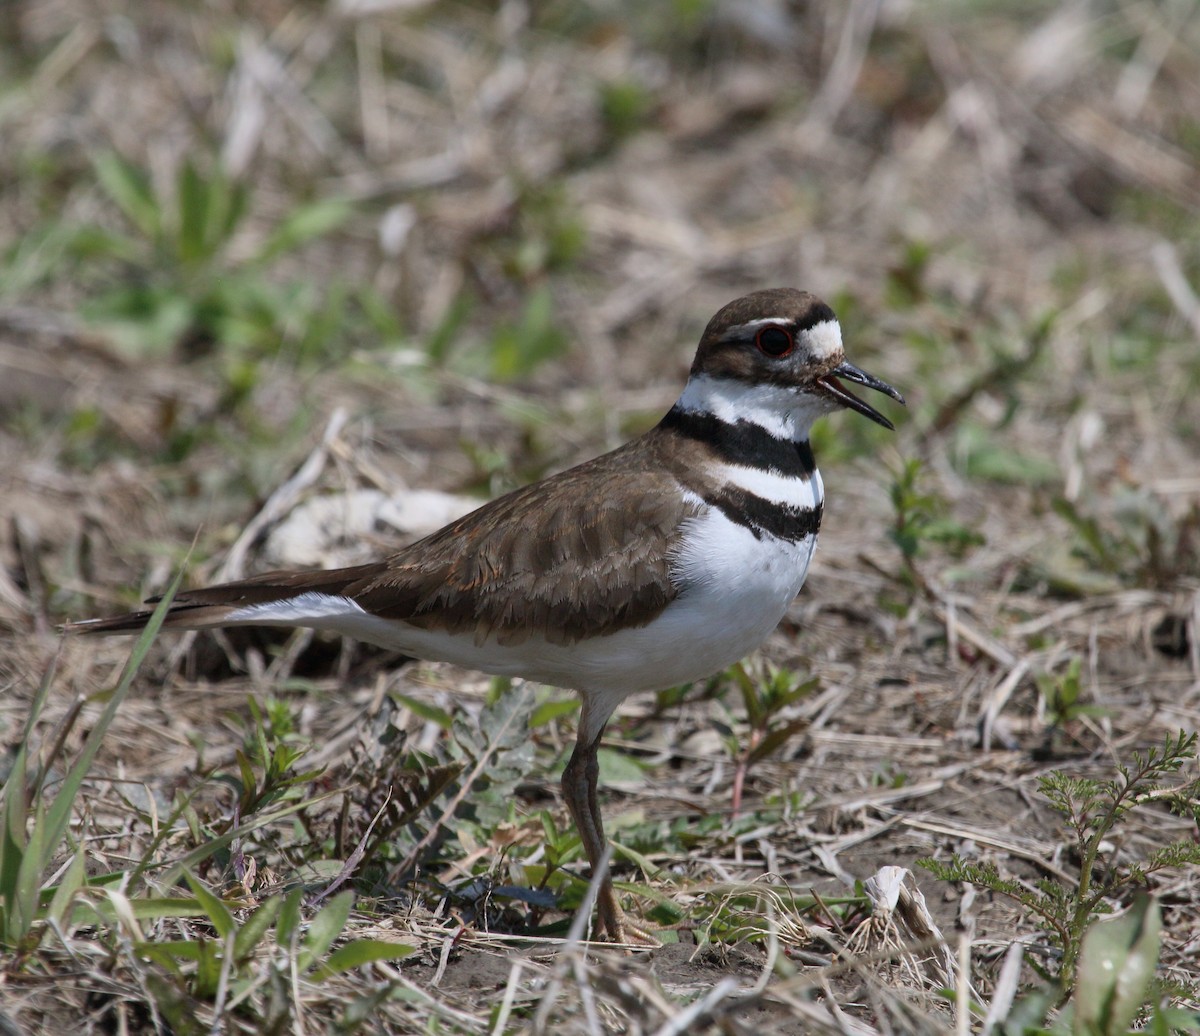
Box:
[71,436,700,646]
[346,441,699,646]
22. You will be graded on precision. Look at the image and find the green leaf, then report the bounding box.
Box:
[137,938,207,967]
[954,423,1059,485]
[176,160,211,266]
[276,887,304,947]
[311,938,416,980]
[183,871,236,940]
[13,799,48,943]
[172,160,248,268]
[216,178,249,249]
[254,198,352,265]
[425,291,473,365]
[731,663,763,727]
[392,693,454,730]
[747,717,809,765]
[1,739,30,927]
[233,894,283,962]
[596,747,647,786]
[298,889,354,972]
[609,838,661,880]
[193,938,223,998]
[94,153,162,241]
[1073,894,1161,1036]
[487,286,568,381]
[45,846,87,927]
[80,285,196,356]
[65,224,145,264]
[83,896,224,923]
[529,698,579,728]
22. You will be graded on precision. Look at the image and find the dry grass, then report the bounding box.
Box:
[2,0,1200,1033]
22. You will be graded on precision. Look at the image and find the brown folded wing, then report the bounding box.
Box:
[347,443,697,646]
[70,438,700,647]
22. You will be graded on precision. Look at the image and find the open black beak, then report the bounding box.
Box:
[817,361,905,430]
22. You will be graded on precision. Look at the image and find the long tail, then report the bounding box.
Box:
[64,563,382,635]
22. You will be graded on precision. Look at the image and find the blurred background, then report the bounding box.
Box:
[1,0,1199,1029]
[2,0,1197,587]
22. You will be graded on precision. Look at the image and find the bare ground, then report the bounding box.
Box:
[2,0,1200,1032]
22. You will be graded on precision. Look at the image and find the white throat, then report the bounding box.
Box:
[675,374,834,441]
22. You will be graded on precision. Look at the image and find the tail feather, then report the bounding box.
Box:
[65,563,382,636]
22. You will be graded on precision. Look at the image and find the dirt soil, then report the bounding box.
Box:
[1,1,1199,1033]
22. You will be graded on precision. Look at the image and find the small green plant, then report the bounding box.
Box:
[224,696,323,818]
[131,880,413,1033]
[0,578,180,954]
[2,588,415,1034]
[921,732,1200,997]
[499,182,587,281]
[484,285,570,382]
[887,458,984,586]
[711,662,818,817]
[1036,657,1108,730]
[504,810,587,923]
[599,78,655,143]
[1053,493,1200,592]
[75,152,351,360]
[428,285,571,384]
[998,894,1200,1035]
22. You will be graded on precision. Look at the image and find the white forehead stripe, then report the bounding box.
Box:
[804,318,843,360]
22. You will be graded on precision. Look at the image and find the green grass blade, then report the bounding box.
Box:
[232,894,283,962]
[94,153,162,242]
[392,692,454,730]
[0,648,65,945]
[38,571,183,875]
[183,871,236,940]
[72,896,228,927]
[1,739,30,936]
[155,790,338,890]
[12,800,48,943]
[176,160,210,266]
[253,198,351,265]
[276,887,304,947]
[311,938,416,980]
[297,889,354,972]
[45,844,87,927]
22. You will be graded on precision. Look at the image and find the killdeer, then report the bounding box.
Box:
[70,288,903,943]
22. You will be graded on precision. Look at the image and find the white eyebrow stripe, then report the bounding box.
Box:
[728,316,794,331]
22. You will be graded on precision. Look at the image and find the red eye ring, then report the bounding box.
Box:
[755,325,794,357]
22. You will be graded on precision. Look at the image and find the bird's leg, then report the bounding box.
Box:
[561,726,624,941]
[561,717,659,946]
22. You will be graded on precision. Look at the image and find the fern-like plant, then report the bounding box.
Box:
[921,731,1200,994]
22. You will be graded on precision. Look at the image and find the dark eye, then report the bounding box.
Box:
[755,325,794,357]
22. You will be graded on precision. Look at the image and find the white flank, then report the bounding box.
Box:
[803,318,843,361]
[225,591,373,629]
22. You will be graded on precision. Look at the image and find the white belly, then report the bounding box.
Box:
[230,510,815,689]
[221,477,822,734]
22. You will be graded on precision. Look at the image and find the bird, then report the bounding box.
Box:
[68,288,904,944]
